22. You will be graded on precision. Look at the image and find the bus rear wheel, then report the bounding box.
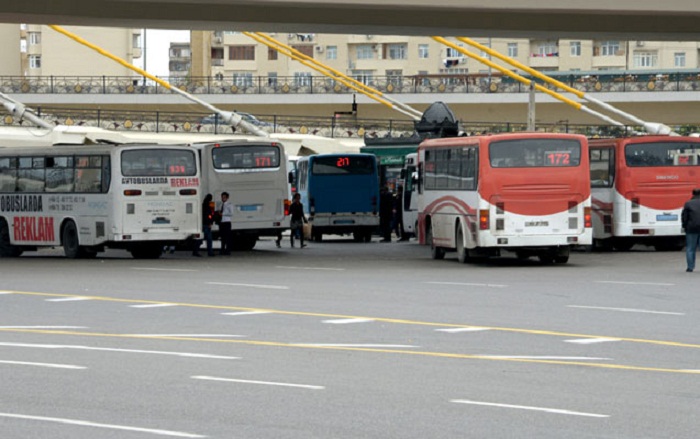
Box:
[233,235,257,251]
[62,220,89,259]
[0,218,22,257]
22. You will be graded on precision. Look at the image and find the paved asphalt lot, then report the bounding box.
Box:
[0,237,698,438]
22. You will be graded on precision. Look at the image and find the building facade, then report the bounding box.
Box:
[21,25,142,77]
[186,32,700,81]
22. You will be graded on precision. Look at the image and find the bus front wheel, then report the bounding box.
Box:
[427,224,445,260]
[456,224,469,264]
[0,218,22,257]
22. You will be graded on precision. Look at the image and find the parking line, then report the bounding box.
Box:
[594,281,675,287]
[0,342,240,360]
[45,297,91,302]
[435,327,489,333]
[207,282,289,290]
[276,266,345,271]
[192,375,324,390]
[565,338,620,344]
[322,318,374,324]
[130,304,178,308]
[568,305,684,316]
[221,311,270,316]
[426,282,507,288]
[0,413,205,438]
[0,360,85,370]
[451,399,609,418]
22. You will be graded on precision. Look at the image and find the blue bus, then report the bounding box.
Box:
[295,153,380,242]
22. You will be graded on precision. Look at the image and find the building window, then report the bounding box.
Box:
[675,52,686,68]
[599,41,620,56]
[132,34,141,49]
[326,46,337,60]
[418,44,429,59]
[29,55,41,69]
[536,41,558,56]
[507,43,518,58]
[268,72,277,87]
[387,43,407,60]
[446,47,462,58]
[268,48,278,60]
[232,72,253,87]
[356,45,374,60]
[633,51,658,68]
[570,41,581,57]
[352,70,374,86]
[292,45,314,57]
[28,32,41,45]
[294,72,312,87]
[229,45,255,61]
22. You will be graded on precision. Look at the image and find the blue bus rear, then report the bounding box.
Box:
[297,153,379,242]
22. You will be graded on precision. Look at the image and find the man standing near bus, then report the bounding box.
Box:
[681,188,700,272]
[219,192,233,255]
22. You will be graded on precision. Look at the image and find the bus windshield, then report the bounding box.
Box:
[625,142,700,167]
[121,149,197,176]
[212,145,280,169]
[312,156,375,175]
[489,138,581,168]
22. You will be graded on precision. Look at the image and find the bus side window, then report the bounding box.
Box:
[0,157,18,192]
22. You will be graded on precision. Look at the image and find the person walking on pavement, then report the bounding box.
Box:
[219,192,233,255]
[289,193,307,248]
[199,193,215,256]
[681,187,700,272]
[379,186,393,242]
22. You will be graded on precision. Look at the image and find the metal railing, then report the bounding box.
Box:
[5,105,699,138]
[2,72,700,95]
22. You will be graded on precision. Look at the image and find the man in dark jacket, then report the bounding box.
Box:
[681,188,700,272]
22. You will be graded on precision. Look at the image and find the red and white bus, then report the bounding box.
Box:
[417,132,592,264]
[589,136,700,251]
[0,143,201,259]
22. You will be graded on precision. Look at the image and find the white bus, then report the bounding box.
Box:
[417,133,592,264]
[0,144,201,259]
[193,140,291,250]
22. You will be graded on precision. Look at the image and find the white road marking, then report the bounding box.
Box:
[0,326,87,329]
[127,334,245,338]
[322,318,374,324]
[45,297,91,302]
[594,280,675,287]
[207,282,289,290]
[131,267,198,272]
[276,265,345,271]
[565,338,621,344]
[292,343,419,348]
[426,281,508,288]
[568,305,684,316]
[0,360,86,369]
[192,375,324,390]
[221,311,271,316]
[0,291,14,295]
[450,400,609,418]
[477,356,612,361]
[0,413,206,438]
[129,303,178,308]
[0,342,239,359]
[435,327,490,333]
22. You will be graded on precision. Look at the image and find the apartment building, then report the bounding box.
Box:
[186,32,700,81]
[168,42,191,78]
[21,25,142,76]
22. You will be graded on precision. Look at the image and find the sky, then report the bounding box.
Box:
[136,29,190,77]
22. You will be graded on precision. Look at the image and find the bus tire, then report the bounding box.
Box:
[456,223,469,264]
[62,220,82,259]
[612,238,634,252]
[352,231,363,242]
[427,224,445,260]
[363,231,372,242]
[554,247,570,264]
[313,230,323,242]
[0,218,22,257]
[130,244,163,259]
[233,236,257,251]
[538,254,555,264]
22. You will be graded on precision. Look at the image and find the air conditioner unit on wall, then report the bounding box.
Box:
[315,45,324,53]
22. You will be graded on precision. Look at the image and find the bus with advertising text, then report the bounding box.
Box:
[417,133,592,264]
[193,140,291,250]
[295,153,379,242]
[0,144,202,259]
[589,136,700,251]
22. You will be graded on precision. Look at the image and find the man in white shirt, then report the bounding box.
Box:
[219,192,233,255]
